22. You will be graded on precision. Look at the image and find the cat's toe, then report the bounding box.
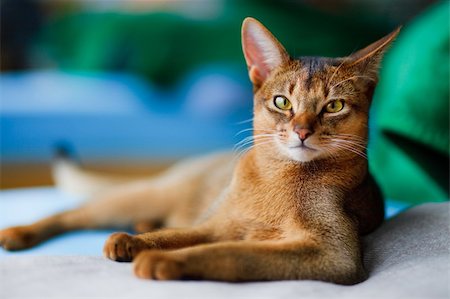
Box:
[0,226,37,251]
[133,250,183,280]
[103,232,147,262]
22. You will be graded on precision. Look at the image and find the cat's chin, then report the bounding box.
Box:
[279,145,321,163]
[286,149,319,163]
[273,139,318,163]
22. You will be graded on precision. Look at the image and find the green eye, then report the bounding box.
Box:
[325,100,344,113]
[274,96,292,110]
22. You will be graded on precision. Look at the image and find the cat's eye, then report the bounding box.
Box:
[325,100,344,113]
[274,96,292,110]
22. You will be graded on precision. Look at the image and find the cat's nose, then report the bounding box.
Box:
[294,126,313,141]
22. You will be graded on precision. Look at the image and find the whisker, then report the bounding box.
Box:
[329,75,375,91]
[233,135,277,152]
[334,147,367,160]
[331,136,368,145]
[326,58,347,90]
[325,45,362,91]
[234,139,277,159]
[234,137,276,151]
[234,128,278,136]
[320,145,339,162]
[233,136,254,148]
[321,135,367,147]
[331,133,367,140]
[234,133,278,147]
[234,140,269,153]
[330,143,368,159]
[234,128,254,136]
[321,138,368,159]
[329,138,367,150]
[325,138,367,150]
[234,118,254,125]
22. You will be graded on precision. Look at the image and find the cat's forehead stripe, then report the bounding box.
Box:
[304,57,320,90]
[288,82,295,95]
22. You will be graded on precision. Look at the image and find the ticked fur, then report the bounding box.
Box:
[0,18,399,284]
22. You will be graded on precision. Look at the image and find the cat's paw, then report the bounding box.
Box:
[0,226,38,251]
[133,250,184,280]
[103,232,148,262]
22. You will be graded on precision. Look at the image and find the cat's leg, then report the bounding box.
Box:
[133,220,159,233]
[132,239,366,285]
[0,208,91,251]
[0,152,232,251]
[103,227,214,262]
[0,179,181,251]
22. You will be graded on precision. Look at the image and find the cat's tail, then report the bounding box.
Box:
[52,143,133,200]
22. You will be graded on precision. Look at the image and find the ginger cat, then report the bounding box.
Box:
[0,18,399,285]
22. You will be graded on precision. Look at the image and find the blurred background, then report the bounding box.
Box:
[0,0,448,206]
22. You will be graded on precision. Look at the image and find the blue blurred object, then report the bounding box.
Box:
[0,187,410,256]
[0,68,253,163]
[385,199,410,218]
[179,65,252,120]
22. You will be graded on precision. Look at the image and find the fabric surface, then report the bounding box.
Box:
[1,202,448,299]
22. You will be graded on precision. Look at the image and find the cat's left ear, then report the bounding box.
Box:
[242,17,290,87]
[346,27,401,79]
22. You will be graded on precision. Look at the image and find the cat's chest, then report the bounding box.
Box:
[260,173,334,203]
[213,173,340,241]
[232,175,332,219]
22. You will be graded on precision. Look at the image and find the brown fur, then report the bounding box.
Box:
[0,18,399,284]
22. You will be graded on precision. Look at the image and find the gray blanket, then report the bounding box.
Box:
[1,202,449,299]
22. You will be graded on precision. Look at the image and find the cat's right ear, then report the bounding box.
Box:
[345,27,401,80]
[242,17,290,87]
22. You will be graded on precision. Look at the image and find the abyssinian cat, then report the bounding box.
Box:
[0,18,400,284]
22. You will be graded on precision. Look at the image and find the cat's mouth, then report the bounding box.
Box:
[288,144,317,151]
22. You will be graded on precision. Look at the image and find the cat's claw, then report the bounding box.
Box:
[133,250,184,280]
[0,226,37,251]
[103,232,148,262]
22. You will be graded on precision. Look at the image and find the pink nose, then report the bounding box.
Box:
[294,127,313,141]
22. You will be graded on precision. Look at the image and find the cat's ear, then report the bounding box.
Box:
[346,27,401,79]
[242,17,290,87]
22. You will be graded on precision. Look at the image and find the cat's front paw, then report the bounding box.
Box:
[0,226,38,251]
[133,250,184,280]
[103,232,148,262]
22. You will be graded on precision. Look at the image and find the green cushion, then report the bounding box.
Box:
[370,1,449,204]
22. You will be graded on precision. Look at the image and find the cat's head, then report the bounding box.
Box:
[241,17,399,163]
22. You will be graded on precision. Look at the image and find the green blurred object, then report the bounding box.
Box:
[370,1,449,204]
[37,0,389,86]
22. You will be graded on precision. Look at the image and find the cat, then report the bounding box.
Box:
[0,17,399,284]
